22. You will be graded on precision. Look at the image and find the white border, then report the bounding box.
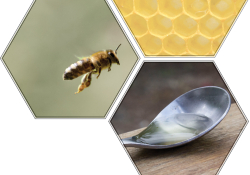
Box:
[0,0,249,174]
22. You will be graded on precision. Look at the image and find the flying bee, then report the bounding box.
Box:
[63,44,121,94]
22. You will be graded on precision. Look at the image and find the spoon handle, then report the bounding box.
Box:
[122,137,136,147]
[122,137,155,149]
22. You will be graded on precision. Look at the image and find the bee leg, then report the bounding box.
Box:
[93,60,102,79]
[107,57,112,72]
[96,67,101,79]
[75,72,92,94]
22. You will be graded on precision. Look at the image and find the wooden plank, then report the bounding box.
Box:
[119,103,246,175]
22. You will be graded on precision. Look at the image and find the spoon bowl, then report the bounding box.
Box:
[122,86,231,149]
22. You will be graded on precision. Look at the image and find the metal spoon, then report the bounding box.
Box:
[122,86,231,149]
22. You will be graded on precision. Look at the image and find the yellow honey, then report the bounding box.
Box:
[113,0,246,56]
[137,33,162,55]
[148,14,173,37]
[199,14,222,38]
[163,34,186,55]
[126,13,148,36]
[187,34,212,55]
[174,14,198,37]
[212,35,224,53]
[184,0,209,18]
[158,0,183,18]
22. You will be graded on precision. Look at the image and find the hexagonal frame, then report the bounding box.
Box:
[109,60,248,174]
[111,0,247,57]
[0,0,140,118]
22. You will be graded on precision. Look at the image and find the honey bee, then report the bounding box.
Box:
[63,44,121,94]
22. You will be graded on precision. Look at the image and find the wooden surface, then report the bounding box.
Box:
[120,103,246,175]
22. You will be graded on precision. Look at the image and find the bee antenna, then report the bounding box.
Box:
[115,44,121,54]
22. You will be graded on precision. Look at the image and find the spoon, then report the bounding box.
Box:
[122,86,231,149]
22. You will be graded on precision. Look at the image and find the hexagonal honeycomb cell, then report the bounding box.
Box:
[158,0,183,18]
[174,14,198,37]
[113,0,246,56]
[199,14,223,38]
[210,0,234,19]
[148,14,173,37]
[163,34,186,55]
[184,0,209,19]
[134,0,158,17]
[137,33,162,55]
[187,34,212,55]
[126,13,148,36]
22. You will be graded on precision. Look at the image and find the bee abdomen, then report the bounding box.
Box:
[63,58,95,80]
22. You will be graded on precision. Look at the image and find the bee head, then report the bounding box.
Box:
[107,44,121,65]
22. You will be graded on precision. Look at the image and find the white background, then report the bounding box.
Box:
[0,0,249,174]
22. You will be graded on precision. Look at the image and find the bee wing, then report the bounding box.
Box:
[75,48,96,60]
[74,55,89,60]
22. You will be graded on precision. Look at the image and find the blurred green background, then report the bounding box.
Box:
[111,62,234,134]
[3,0,137,118]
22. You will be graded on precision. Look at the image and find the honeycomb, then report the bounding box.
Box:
[113,0,246,56]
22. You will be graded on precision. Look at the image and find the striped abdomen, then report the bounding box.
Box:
[63,58,95,80]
